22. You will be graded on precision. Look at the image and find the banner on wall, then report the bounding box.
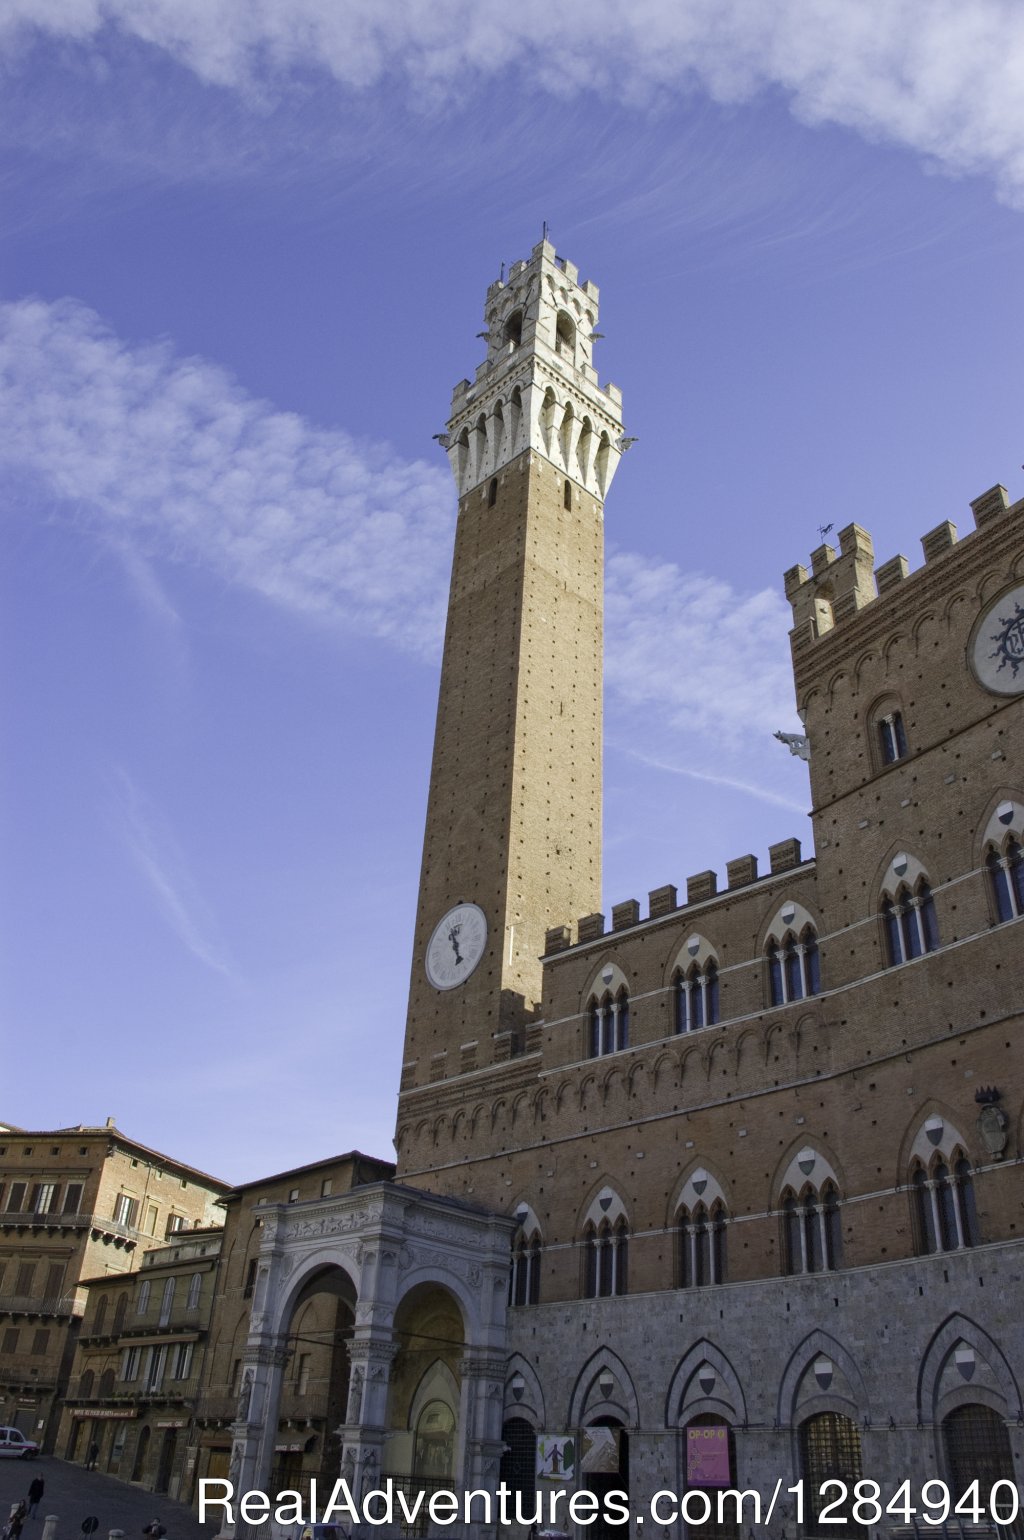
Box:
[580,1426,620,1474]
[536,1433,576,1483]
[686,1424,730,1486]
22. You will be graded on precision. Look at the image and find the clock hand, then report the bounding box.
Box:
[448,923,463,965]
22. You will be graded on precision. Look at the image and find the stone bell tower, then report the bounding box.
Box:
[399,236,626,1105]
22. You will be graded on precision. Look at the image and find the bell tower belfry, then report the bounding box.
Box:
[398,236,626,1112]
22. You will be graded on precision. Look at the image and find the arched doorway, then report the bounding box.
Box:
[132,1424,151,1482]
[275,1265,357,1503]
[386,1284,465,1509]
[683,1415,737,1540]
[155,1427,177,1493]
[500,1418,538,1529]
[798,1413,864,1537]
[943,1405,1020,1535]
[583,1417,629,1540]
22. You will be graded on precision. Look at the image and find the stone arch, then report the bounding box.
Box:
[582,960,629,1011]
[503,1352,545,1427]
[468,1103,486,1137]
[912,609,939,648]
[600,1065,625,1105]
[873,844,931,900]
[774,1137,845,1201]
[679,1043,702,1081]
[733,1025,759,1071]
[408,1357,460,1435]
[917,1313,1022,1426]
[666,1162,729,1229]
[896,1102,972,1179]
[778,1329,872,1427]
[942,589,970,630]
[665,1339,747,1427]
[760,897,820,950]
[652,1050,678,1089]
[579,1180,629,1231]
[567,1347,640,1429]
[578,1072,598,1112]
[882,629,910,668]
[977,787,1024,855]
[510,1092,529,1128]
[852,648,881,688]
[275,1255,360,1337]
[763,1018,788,1065]
[626,1060,648,1099]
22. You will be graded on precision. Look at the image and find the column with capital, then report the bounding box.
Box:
[336,1335,399,1500]
[458,1349,508,1540]
[223,1339,291,1536]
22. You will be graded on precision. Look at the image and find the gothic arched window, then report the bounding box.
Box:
[675,961,719,1032]
[987,837,1024,923]
[768,927,820,1006]
[781,1182,841,1275]
[911,1150,978,1254]
[588,989,629,1057]
[509,1228,542,1307]
[800,1414,865,1537]
[677,1201,727,1287]
[878,709,909,764]
[883,880,939,965]
[584,1218,628,1298]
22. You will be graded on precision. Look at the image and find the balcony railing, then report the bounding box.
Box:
[0,1291,83,1318]
[278,1389,331,1423]
[67,1376,201,1405]
[0,1208,92,1231]
[194,1391,237,1422]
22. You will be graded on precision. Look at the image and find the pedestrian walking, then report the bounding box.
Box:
[24,1482,43,1522]
[85,1440,99,1470]
[3,1502,26,1540]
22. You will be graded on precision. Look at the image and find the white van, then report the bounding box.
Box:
[0,1427,40,1459]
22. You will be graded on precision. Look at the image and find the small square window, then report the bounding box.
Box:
[288,1188,300,1203]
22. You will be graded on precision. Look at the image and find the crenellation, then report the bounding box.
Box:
[576,912,606,943]
[875,553,909,591]
[768,836,803,873]
[810,541,837,576]
[725,853,758,888]
[648,883,678,918]
[686,868,717,904]
[544,923,572,955]
[971,482,1010,526]
[611,898,640,931]
[921,518,957,561]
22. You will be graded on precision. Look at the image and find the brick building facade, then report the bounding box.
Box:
[165,241,1024,1537]
[0,1121,228,1451]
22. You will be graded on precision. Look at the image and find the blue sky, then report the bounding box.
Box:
[1,2,1022,1184]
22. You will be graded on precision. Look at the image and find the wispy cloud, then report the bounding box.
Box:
[0,297,796,783]
[0,296,454,657]
[2,2,1023,206]
[112,767,234,977]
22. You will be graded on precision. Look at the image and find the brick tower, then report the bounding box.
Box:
[398,237,626,1119]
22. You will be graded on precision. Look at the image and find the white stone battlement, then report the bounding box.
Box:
[445,236,628,500]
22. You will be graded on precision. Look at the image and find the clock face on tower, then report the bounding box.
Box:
[425,903,488,990]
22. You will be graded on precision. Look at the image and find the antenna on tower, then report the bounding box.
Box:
[499,262,505,282]
[542,220,548,242]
